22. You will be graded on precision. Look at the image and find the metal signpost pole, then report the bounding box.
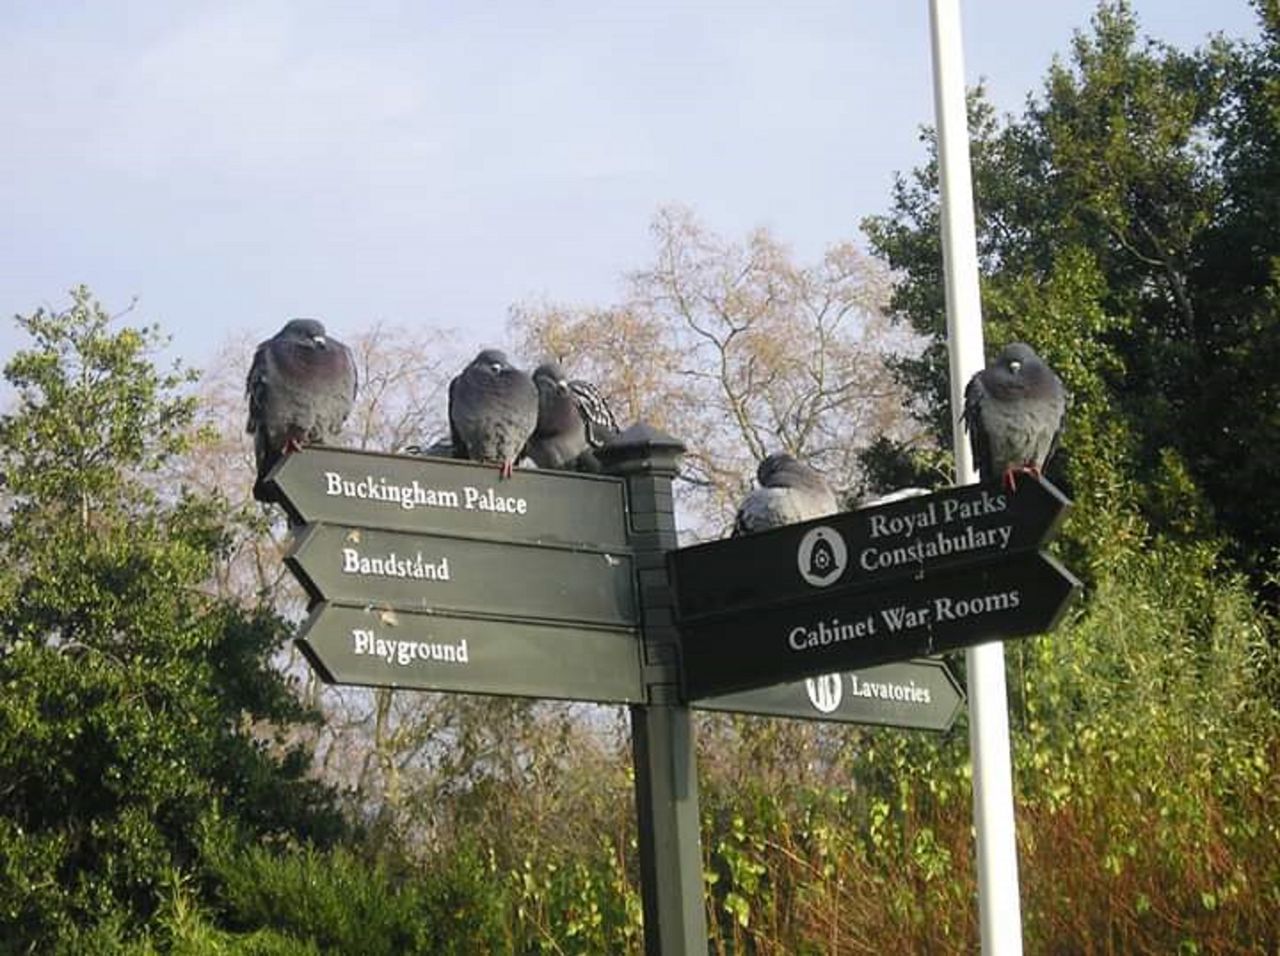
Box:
[928,0,1024,951]
[599,424,708,956]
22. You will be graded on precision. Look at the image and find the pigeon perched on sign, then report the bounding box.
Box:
[525,362,621,472]
[732,452,840,535]
[962,341,1067,492]
[246,318,357,502]
[448,349,539,479]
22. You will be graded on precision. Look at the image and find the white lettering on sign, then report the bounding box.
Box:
[785,586,1025,654]
[849,673,932,704]
[788,614,877,651]
[858,525,1013,572]
[858,489,1012,573]
[351,627,470,666]
[323,470,529,517]
[341,547,451,581]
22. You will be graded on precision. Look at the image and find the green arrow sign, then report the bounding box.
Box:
[679,551,1080,701]
[695,658,965,731]
[297,602,644,703]
[286,523,637,628]
[670,477,1070,622]
[265,446,630,549]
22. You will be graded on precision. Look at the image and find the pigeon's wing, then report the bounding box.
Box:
[446,375,470,459]
[245,341,272,435]
[569,379,620,447]
[1041,381,1070,471]
[339,340,359,404]
[962,372,993,482]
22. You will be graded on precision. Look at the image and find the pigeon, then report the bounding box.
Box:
[447,349,539,479]
[962,341,1067,492]
[732,452,840,535]
[525,362,621,472]
[246,318,357,502]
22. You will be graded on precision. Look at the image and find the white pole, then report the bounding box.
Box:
[927,1,1024,952]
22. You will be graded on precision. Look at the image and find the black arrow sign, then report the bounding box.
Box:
[669,477,1070,622]
[678,550,1080,701]
[296,602,644,703]
[695,658,965,731]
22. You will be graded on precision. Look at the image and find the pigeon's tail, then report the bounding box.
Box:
[252,448,283,503]
[252,473,281,504]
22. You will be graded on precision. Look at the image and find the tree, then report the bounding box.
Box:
[0,288,344,947]
[510,205,919,535]
[859,3,1280,947]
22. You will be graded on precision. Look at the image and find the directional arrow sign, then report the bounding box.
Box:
[678,551,1080,701]
[696,658,965,731]
[286,524,637,627]
[297,602,644,703]
[265,446,630,549]
[669,477,1070,622]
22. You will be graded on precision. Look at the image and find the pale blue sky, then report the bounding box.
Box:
[0,2,1260,368]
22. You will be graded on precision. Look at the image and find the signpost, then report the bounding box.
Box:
[269,440,1080,956]
[696,658,964,731]
[267,448,644,707]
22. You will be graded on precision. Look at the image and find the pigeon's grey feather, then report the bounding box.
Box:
[962,342,1066,490]
[448,349,539,478]
[246,318,357,502]
[526,362,621,472]
[732,452,839,536]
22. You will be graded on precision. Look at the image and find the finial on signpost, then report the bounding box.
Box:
[598,422,686,477]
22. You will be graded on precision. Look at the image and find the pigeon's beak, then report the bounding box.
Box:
[555,378,570,396]
[1008,360,1021,374]
[312,335,328,349]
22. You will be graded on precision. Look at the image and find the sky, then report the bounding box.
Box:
[0,1,1262,371]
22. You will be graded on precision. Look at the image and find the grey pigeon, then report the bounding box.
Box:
[246,318,357,502]
[962,341,1066,492]
[448,349,539,479]
[732,452,840,535]
[525,362,621,472]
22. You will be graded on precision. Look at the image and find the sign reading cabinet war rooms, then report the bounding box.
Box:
[267,447,647,704]
[668,476,1082,701]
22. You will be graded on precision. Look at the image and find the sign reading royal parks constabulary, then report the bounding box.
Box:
[669,476,1070,621]
[669,477,1081,701]
[696,658,965,731]
[267,447,646,704]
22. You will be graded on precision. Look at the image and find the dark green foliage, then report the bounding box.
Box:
[864,0,1280,589]
[0,289,344,949]
[200,829,507,955]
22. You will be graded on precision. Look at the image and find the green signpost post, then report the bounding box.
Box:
[269,440,1079,956]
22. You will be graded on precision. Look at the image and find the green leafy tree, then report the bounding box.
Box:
[0,288,345,948]
[858,2,1280,947]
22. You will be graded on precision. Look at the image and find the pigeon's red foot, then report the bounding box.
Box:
[282,436,306,455]
[498,459,515,480]
[1002,464,1041,493]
